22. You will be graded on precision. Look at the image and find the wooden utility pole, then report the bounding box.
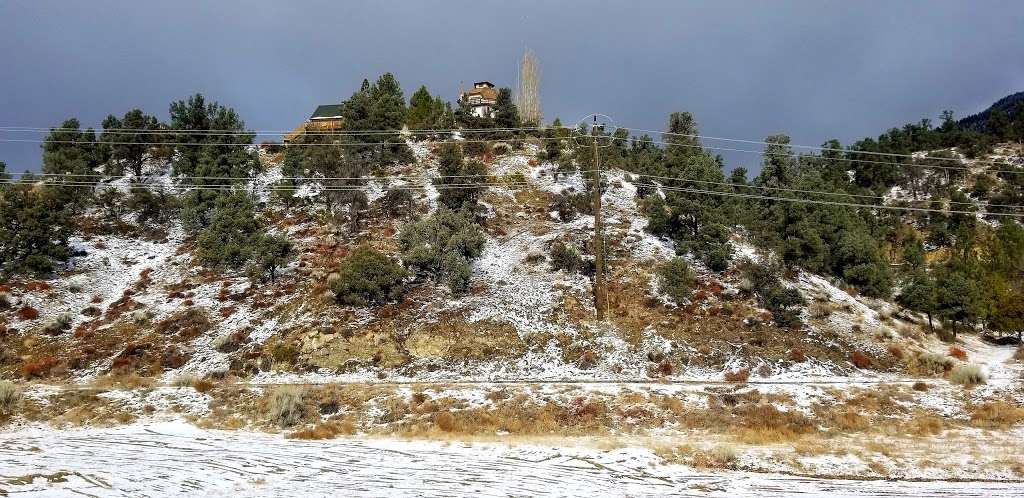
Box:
[591,117,607,320]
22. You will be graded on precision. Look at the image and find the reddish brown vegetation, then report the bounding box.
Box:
[21,356,58,378]
[949,346,968,361]
[17,306,39,320]
[24,281,50,292]
[724,368,751,382]
[851,351,872,369]
[888,345,904,359]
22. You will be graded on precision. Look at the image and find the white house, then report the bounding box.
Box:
[460,81,497,118]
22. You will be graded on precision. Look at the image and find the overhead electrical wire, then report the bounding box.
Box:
[0,134,569,147]
[622,125,1024,168]
[0,124,560,136]
[631,172,1024,209]
[4,119,1020,167]
[5,171,1021,217]
[639,183,1024,217]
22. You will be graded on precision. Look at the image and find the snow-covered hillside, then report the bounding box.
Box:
[1,140,1022,489]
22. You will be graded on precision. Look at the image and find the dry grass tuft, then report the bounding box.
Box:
[435,411,457,432]
[91,373,154,389]
[904,413,945,436]
[286,419,356,440]
[734,403,815,443]
[694,445,739,468]
[192,378,215,393]
[908,352,954,376]
[912,381,929,391]
[0,381,22,412]
[825,408,870,431]
[266,386,308,428]
[808,301,834,319]
[171,374,197,387]
[949,364,986,386]
[970,401,1024,429]
[887,345,904,360]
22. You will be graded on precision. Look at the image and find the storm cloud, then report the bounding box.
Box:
[1,0,1022,173]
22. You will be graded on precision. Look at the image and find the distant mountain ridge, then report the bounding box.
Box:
[958,91,1024,132]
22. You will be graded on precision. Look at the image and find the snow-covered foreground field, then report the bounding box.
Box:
[1,422,1020,497]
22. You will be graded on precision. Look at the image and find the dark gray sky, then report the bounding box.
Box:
[2,0,1022,174]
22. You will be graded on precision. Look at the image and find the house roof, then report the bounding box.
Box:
[310,104,343,120]
[474,81,495,88]
[463,87,498,102]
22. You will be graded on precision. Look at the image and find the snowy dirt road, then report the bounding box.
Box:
[1,423,1022,497]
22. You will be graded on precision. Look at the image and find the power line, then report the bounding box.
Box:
[642,183,1024,217]
[19,170,598,181]
[0,179,536,192]
[0,124,561,136]
[624,135,1024,176]
[0,134,569,148]
[7,117,1022,168]
[632,172,1024,209]
[9,172,1021,216]
[626,125,1024,168]
[8,122,1022,174]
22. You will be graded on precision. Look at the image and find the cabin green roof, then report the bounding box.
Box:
[310,104,343,120]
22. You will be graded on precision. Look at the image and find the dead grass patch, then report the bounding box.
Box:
[733,403,815,443]
[91,373,155,390]
[970,401,1024,429]
[286,418,356,440]
[154,308,212,340]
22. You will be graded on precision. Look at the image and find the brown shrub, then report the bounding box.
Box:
[970,401,1024,429]
[734,403,815,443]
[21,356,58,379]
[25,281,50,292]
[154,308,211,340]
[905,414,944,436]
[435,411,457,432]
[887,345,903,360]
[192,378,215,393]
[825,408,870,431]
[851,351,872,369]
[690,445,738,469]
[949,364,986,386]
[909,352,954,376]
[912,381,929,391]
[265,386,308,428]
[17,306,39,320]
[724,368,750,382]
[948,346,967,361]
[788,349,807,363]
[286,419,356,440]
